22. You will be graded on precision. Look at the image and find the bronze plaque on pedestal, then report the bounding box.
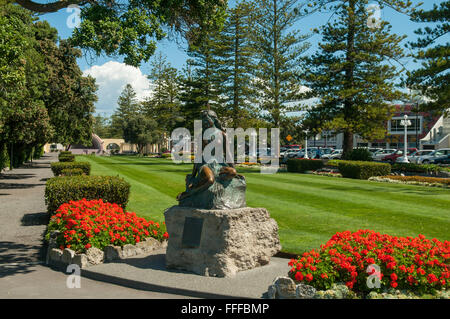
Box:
[181,217,203,248]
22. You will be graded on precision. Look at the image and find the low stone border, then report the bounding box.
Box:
[46,231,167,269]
[369,176,449,188]
[267,276,449,299]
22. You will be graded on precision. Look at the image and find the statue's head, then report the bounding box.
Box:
[201,110,223,131]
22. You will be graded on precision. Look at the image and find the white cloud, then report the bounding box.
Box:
[83,61,152,115]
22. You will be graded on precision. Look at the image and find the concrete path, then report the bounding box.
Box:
[0,153,188,299]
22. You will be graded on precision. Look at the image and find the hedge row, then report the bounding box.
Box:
[45,175,131,214]
[287,159,324,173]
[51,162,91,176]
[392,163,442,174]
[61,168,84,176]
[58,153,75,162]
[338,160,391,180]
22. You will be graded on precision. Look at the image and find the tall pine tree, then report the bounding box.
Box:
[301,0,413,156]
[252,0,310,127]
[214,1,258,128]
[111,84,140,138]
[407,1,449,113]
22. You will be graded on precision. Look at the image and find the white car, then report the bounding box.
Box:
[400,150,434,164]
[322,149,342,159]
[417,148,450,164]
[372,149,397,161]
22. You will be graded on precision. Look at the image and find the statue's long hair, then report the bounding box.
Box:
[201,110,224,132]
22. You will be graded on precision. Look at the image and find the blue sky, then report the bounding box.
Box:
[37,0,444,116]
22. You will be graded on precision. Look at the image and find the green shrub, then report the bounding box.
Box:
[287,159,324,173]
[61,168,84,176]
[326,159,342,167]
[33,145,44,159]
[51,162,91,176]
[338,160,391,179]
[341,148,373,161]
[392,163,442,174]
[60,151,72,155]
[58,154,75,162]
[45,175,131,214]
[161,153,171,158]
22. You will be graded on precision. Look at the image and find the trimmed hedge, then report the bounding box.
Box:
[51,162,91,176]
[392,163,442,174]
[338,160,391,180]
[58,154,75,162]
[61,168,84,176]
[287,159,324,173]
[45,175,131,214]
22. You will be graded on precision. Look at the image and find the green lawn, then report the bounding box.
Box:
[78,155,450,255]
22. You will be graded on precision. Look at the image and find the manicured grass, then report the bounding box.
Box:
[78,155,450,255]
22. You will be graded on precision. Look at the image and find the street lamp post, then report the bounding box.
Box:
[400,114,411,163]
[304,129,309,159]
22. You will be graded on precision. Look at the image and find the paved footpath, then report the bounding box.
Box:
[0,153,187,298]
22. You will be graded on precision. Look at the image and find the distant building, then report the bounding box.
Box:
[308,104,448,150]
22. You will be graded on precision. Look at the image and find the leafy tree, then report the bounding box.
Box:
[301,0,413,157]
[123,114,159,155]
[93,114,118,138]
[407,1,449,113]
[15,0,227,67]
[252,0,310,127]
[33,20,97,147]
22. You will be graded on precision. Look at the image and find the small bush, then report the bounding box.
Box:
[392,163,442,174]
[61,168,84,176]
[45,175,130,214]
[60,151,72,155]
[338,160,391,179]
[45,199,168,253]
[161,152,172,158]
[287,158,324,173]
[341,148,373,161]
[58,153,75,162]
[51,162,91,176]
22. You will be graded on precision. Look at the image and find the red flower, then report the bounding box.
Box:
[295,272,304,281]
[305,274,313,282]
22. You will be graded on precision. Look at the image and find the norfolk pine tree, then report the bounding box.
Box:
[301,0,414,156]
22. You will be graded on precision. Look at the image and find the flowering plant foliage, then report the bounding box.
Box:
[45,199,169,253]
[288,230,449,294]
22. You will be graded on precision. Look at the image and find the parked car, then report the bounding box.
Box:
[400,149,434,164]
[431,154,450,165]
[417,148,450,164]
[382,148,418,164]
[322,149,342,159]
[368,148,382,156]
[319,148,334,157]
[284,148,301,158]
[372,149,397,161]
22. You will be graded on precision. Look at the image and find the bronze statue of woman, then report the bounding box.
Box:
[176,110,246,209]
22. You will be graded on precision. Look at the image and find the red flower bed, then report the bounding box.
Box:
[46,199,169,253]
[288,230,449,294]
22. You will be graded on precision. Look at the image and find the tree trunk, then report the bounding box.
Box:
[342,130,353,157]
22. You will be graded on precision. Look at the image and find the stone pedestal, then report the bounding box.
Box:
[164,205,281,277]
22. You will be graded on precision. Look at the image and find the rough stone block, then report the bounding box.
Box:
[86,247,104,265]
[48,248,63,264]
[61,248,75,265]
[105,245,122,261]
[164,205,281,277]
[72,254,89,268]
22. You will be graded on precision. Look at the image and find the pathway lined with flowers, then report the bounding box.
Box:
[0,153,187,298]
